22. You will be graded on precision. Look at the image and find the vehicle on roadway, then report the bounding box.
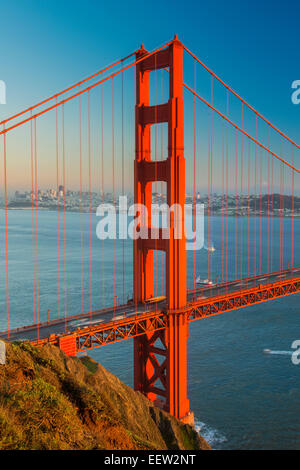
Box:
[144,296,166,305]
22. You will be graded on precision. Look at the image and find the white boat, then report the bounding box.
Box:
[196,276,214,286]
[204,243,216,252]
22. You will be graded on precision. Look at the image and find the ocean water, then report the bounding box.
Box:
[0,209,299,449]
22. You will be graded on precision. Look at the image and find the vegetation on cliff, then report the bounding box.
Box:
[0,342,210,450]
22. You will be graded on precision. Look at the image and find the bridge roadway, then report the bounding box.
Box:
[1,267,299,344]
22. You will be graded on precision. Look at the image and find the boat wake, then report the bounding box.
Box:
[263,349,293,355]
[195,419,227,448]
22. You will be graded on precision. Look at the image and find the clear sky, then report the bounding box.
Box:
[0,0,299,192]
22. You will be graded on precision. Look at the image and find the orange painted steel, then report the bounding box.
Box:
[161,65,300,173]
[0,51,137,128]
[2,37,299,423]
[31,310,167,350]
[133,37,189,420]
[182,82,300,174]
[187,276,300,322]
[134,326,167,403]
[29,276,300,353]
[182,45,300,152]
[0,41,173,137]
[59,334,77,357]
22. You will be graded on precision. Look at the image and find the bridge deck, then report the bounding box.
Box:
[0,268,299,352]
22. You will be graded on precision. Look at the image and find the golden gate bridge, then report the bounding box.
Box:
[0,36,299,423]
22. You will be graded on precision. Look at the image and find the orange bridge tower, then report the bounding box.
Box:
[133,36,190,422]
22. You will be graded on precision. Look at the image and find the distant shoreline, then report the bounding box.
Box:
[1,206,299,218]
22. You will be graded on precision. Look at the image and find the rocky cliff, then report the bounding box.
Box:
[0,341,210,450]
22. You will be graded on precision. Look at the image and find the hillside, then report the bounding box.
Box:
[0,341,210,450]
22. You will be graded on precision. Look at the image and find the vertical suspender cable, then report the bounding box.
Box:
[282,162,284,270]
[291,146,294,269]
[161,70,164,295]
[210,75,213,284]
[122,63,125,304]
[267,127,270,273]
[271,158,274,272]
[240,105,244,280]
[259,149,262,274]
[56,99,61,319]
[193,60,196,290]
[279,163,283,271]
[30,117,36,325]
[279,154,282,271]
[225,90,229,283]
[235,129,238,279]
[112,78,115,315]
[254,116,257,277]
[34,119,40,339]
[3,126,9,337]
[79,91,83,315]
[88,91,93,316]
[155,59,158,301]
[222,119,225,282]
[247,139,250,279]
[279,139,283,271]
[62,105,67,331]
[209,105,212,284]
[101,80,105,308]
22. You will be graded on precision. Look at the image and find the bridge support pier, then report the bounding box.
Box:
[133,310,190,421]
[166,310,190,420]
[58,334,77,357]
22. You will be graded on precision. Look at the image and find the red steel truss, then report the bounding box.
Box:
[28,276,300,421]
[31,275,300,352]
[187,276,300,321]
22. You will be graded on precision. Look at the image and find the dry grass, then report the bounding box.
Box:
[0,341,210,450]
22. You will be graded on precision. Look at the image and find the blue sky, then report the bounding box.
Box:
[0,0,299,193]
[0,0,300,134]
[0,0,299,142]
